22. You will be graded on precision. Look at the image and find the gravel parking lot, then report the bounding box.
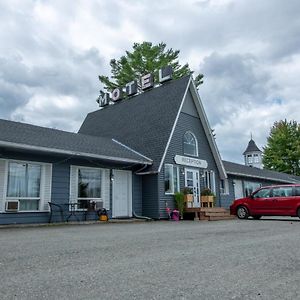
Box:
[0,218,300,300]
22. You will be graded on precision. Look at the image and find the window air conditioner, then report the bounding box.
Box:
[5,200,19,212]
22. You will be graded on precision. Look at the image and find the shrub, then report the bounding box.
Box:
[174,192,185,218]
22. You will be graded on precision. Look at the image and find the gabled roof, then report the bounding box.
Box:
[0,119,152,165]
[223,160,300,184]
[79,75,227,177]
[79,75,191,172]
[243,139,262,154]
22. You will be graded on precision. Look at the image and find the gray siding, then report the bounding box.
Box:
[158,98,221,217]
[0,150,133,224]
[132,174,142,215]
[142,174,159,219]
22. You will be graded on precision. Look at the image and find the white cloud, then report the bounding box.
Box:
[0,0,299,163]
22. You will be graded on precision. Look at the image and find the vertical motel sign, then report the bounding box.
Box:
[97,65,173,107]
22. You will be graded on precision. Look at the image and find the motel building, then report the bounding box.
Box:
[0,70,300,224]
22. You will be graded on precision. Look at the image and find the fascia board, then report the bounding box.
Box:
[157,76,192,173]
[227,171,299,184]
[0,141,152,165]
[189,80,227,179]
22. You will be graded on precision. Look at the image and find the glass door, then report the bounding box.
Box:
[185,168,200,208]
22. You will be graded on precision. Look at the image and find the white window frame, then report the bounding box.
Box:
[220,178,229,195]
[204,170,216,194]
[73,166,105,211]
[253,153,259,163]
[2,159,51,213]
[247,154,253,164]
[183,131,198,157]
[164,164,180,195]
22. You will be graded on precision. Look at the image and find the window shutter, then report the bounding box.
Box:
[41,163,52,211]
[69,165,78,204]
[102,169,110,210]
[0,159,7,212]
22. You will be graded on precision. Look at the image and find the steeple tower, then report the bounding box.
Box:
[243,137,263,169]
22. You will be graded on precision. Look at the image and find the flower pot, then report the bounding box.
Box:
[184,194,193,202]
[201,195,214,207]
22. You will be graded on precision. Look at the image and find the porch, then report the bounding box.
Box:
[185,207,234,221]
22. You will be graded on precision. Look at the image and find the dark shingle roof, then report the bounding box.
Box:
[79,75,191,171]
[243,139,262,154]
[223,160,300,184]
[0,119,152,165]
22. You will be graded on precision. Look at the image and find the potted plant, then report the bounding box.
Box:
[174,192,185,219]
[200,188,215,207]
[182,186,193,203]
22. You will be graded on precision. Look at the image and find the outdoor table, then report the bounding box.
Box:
[65,203,81,222]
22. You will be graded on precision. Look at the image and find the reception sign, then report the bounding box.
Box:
[174,155,208,169]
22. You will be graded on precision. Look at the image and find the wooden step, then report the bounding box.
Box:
[200,208,228,213]
[208,215,235,221]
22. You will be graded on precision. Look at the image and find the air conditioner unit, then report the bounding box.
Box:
[5,200,19,212]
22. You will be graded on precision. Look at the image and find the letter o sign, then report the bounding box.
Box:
[111,88,122,101]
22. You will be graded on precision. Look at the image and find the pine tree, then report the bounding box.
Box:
[98,42,203,91]
[263,120,300,175]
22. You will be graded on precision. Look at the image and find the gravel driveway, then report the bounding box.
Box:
[0,218,299,300]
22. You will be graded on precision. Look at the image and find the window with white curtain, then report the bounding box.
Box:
[6,162,41,211]
[183,131,198,157]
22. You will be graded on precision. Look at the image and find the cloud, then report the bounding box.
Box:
[0,0,299,164]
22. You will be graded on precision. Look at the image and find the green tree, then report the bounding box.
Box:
[98,42,203,91]
[263,120,300,175]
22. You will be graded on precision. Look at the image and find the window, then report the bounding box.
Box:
[253,188,271,198]
[183,131,198,157]
[77,167,102,209]
[204,170,216,194]
[220,179,229,194]
[272,187,293,197]
[6,161,42,211]
[253,154,259,163]
[244,181,261,197]
[295,187,300,196]
[247,154,253,164]
[164,164,180,194]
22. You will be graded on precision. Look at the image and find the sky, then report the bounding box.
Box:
[0,0,299,164]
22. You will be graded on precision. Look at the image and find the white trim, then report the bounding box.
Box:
[189,79,227,180]
[227,171,299,184]
[71,165,106,211]
[112,139,153,163]
[164,164,180,195]
[2,159,52,212]
[0,141,151,165]
[183,131,198,157]
[158,77,192,172]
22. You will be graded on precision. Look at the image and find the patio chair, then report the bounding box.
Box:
[48,202,65,223]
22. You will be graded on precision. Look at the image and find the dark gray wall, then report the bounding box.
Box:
[142,174,159,219]
[132,174,142,215]
[158,92,221,218]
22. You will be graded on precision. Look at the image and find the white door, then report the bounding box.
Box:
[185,168,200,208]
[112,170,132,218]
[233,179,244,199]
